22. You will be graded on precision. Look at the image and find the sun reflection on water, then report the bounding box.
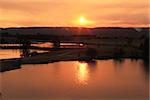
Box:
[76,62,89,85]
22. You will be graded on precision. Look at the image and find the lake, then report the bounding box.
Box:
[0,56,149,100]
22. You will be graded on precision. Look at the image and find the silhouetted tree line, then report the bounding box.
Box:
[86,48,97,59]
[142,37,149,61]
[113,48,125,58]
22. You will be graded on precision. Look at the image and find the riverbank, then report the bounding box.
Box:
[0,47,145,72]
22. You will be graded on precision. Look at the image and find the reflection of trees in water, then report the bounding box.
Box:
[113,59,125,72]
[79,61,97,72]
[130,59,149,74]
[114,58,149,77]
[142,60,149,74]
[87,61,97,72]
[113,58,125,66]
[138,59,149,80]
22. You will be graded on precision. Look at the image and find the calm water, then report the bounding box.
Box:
[0,59,149,100]
[0,50,20,59]
[0,49,49,59]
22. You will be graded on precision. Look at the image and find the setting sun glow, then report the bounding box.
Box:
[77,16,94,27]
[0,0,149,27]
[79,17,87,25]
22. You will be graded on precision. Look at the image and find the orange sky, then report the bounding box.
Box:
[0,0,149,27]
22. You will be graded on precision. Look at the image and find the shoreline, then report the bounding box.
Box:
[0,48,146,72]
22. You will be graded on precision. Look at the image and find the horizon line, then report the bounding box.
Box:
[0,26,150,29]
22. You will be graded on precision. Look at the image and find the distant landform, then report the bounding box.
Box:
[0,27,149,38]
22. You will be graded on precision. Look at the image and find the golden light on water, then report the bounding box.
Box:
[76,62,89,85]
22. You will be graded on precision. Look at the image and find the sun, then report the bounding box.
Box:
[79,17,86,24]
[79,16,88,25]
[72,16,95,27]
[77,16,94,27]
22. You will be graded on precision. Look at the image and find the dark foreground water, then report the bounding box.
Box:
[0,59,149,100]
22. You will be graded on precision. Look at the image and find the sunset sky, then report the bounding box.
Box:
[0,0,149,27]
